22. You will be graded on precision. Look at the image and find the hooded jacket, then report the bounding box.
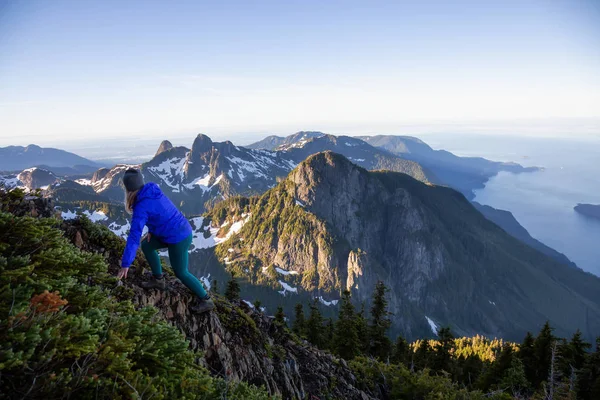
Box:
[121,182,192,267]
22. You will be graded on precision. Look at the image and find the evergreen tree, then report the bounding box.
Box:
[477,344,515,391]
[355,303,370,354]
[578,337,600,400]
[391,335,409,366]
[500,356,530,397]
[519,331,537,385]
[292,303,306,338]
[333,290,360,360]
[225,272,240,301]
[534,321,556,387]
[432,326,455,374]
[306,300,324,348]
[368,281,392,360]
[274,306,286,326]
[414,339,432,371]
[211,279,219,294]
[253,300,262,310]
[324,318,334,351]
[569,329,591,371]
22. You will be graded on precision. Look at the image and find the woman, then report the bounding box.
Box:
[117,168,214,314]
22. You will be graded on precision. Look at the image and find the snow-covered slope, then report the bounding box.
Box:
[70,134,297,216]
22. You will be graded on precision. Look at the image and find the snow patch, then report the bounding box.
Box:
[61,209,108,223]
[278,280,298,296]
[275,267,299,276]
[184,173,223,192]
[189,214,251,252]
[108,221,130,238]
[317,296,339,306]
[200,274,211,290]
[425,316,438,336]
[75,179,92,186]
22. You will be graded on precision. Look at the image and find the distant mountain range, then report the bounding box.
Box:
[0,144,98,172]
[1,132,577,272]
[197,152,600,341]
[248,132,539,200]
[7,132,592,341]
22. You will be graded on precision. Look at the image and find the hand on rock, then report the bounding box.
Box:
[117,267,129,280]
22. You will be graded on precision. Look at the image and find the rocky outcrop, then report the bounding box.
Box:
[16,167,58,189]
[92,167,111,182]
[0,192,57,218]
[155,140,174,157]
[59,216,372,400]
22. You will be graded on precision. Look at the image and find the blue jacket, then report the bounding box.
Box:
[121,183,192,268]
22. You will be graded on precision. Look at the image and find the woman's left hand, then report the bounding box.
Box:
[117,268,129,280]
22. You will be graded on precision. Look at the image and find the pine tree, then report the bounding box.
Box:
[355,302,369,354]
[577,337,600,400]
[432,326,455,374]
[519,331,537,386]
[211,279,219,294]
[274,306,286,326]
[292,303,306,338]
[414,339,432,371]
[333,290,360,360]
[306,300,324,348]
[391,335,409,366]
[253,300,262,310]
[369,281,392,360]
[324,318,334,351]
[500,356,530,397]
[534,321,556,387]
[569,329,591,371]
[225,272,240,301]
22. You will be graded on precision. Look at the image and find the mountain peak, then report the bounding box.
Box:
[24,144,42,152]
[155,140,173,157]
[191,134,213,153]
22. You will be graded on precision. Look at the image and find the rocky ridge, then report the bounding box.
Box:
[57,209,372,400]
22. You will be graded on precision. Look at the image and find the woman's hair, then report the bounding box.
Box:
[125,189,140,214]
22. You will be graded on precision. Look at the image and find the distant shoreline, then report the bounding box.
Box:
[574,203,600,220]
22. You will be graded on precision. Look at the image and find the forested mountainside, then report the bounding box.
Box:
[2,187,599,400]
[202,152,600,342]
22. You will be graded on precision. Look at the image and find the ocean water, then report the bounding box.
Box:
[421,133,600,276]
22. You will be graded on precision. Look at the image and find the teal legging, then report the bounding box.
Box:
[141,233,208,299]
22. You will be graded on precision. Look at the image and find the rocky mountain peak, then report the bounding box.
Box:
[191,134,214,154]
[155,140,174,157]
[92,167,111,183]
[17,167,58,190]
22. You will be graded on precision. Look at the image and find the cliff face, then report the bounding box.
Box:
[60,215,372,400]
[210,151,600,341]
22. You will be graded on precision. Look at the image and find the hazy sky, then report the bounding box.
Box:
[1,0,599,145]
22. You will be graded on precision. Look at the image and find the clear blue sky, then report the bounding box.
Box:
[1,0,599,145]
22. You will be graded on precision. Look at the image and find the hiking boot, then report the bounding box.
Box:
[190,296,215,314]
[141,277,166,290]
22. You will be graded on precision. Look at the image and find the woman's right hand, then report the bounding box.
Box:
[117,267,129,280]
